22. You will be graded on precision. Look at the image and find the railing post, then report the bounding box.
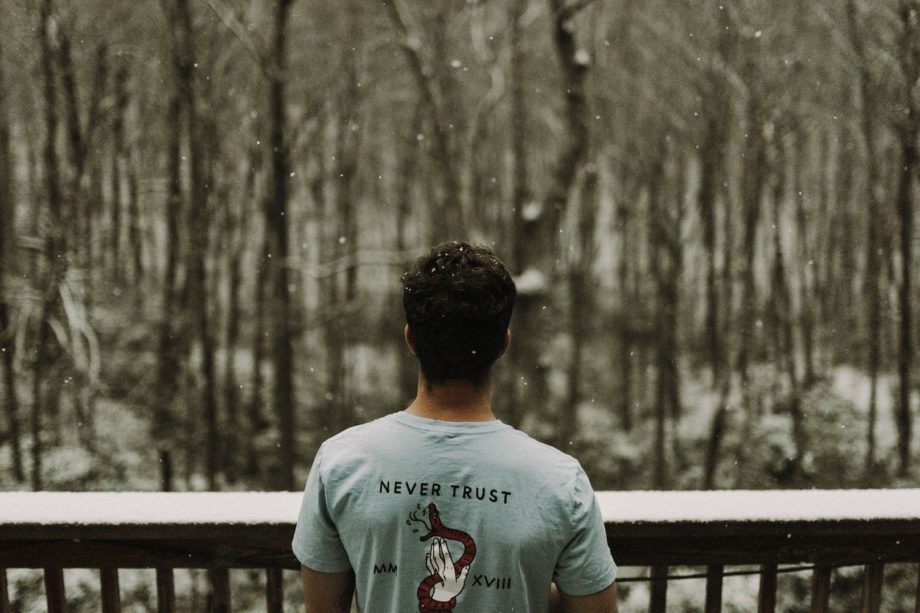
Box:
[266,568,284,613]
[757,564,777,613]
[208,568,231,613]
[649,565,668,613]
[0,569,9,613]
[705,565,723,613]
[861,563,883,613]
[101,568,121,613]
[156,568,175,613]
[809,565,831,613]
[43,567,66,613]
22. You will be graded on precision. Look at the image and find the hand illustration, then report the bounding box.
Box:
[425,537,470,602]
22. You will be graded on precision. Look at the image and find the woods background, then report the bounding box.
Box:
[1,0,920,502]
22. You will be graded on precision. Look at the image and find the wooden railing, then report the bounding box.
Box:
[0,490,919,611]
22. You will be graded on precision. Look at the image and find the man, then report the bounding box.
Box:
[293,241,618,612]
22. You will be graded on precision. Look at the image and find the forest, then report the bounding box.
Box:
[1,0,920,512]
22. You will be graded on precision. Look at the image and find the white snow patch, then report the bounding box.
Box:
[595,489,920,523]
[522,200,543,221]
[1,490,917,526]
[515,268,547,294]
[0,492,303,525]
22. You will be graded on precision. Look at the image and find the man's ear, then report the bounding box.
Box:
[497,329,511,359]
[404,324,416,355]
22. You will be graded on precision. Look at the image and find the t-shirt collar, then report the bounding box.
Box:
[392,410,510,434]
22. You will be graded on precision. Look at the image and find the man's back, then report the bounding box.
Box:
[293,411,616,613]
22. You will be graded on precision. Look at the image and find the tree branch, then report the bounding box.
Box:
[202,0,267,70]
[559,0,597,21]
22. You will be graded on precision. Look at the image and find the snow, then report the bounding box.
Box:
[515,268,547,294]
[0,492,302,525]
[0,490,917,525]
[595,489,920,524]
[522,200,542,221]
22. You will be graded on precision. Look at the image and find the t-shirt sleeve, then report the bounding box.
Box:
[553,464,617,596]
[291,444,352,572]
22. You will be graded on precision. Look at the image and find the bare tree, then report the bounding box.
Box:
[648,138,686,488]
[31,0,67,490]
[509,0,592,428]
[324,9,362,433]
[701,2,736,489]
[0,2,24,482]
[847,0,885,473]
[380,0,466,241]
[560,164,598,446]
[221,141,260,485]
[734,45,768,469]
[395,100,423,404]
[697,5,731,386]
[769,129,805,479]
[267,0,296,490]
[894,0,920,476]
[154,0,186,492]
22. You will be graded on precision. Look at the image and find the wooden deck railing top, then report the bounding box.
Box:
[0,490,918,612]
[1,488,917,526]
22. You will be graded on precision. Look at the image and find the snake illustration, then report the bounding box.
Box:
[416,503,476,612]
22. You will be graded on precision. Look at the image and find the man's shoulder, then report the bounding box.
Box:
[500,425,583,469]
[317,413,585,484]
[320,413,401,452]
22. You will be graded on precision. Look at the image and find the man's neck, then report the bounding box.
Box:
[405,374,497,422]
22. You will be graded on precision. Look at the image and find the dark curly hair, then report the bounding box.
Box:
[402,241,516,387]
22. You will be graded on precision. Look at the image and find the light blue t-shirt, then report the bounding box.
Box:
[292,411,616,612]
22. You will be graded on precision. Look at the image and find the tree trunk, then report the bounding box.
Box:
[703,372,731,489]
[510,0,591,432]
[561,164,597,447]
[505,0,530,428]
[614,182,635,433]
[326,34,361,433]
[222,146,258,485]
[611,0,641,435]
[154,0,186,492]
[703,3,736,488]
[32,0,67,491]
[649,140,684,487]
[176,0,219,490]
[267,0,296,490]
[58,31,107,451]
[648,146,668,489]
[895,2,919,477]
[110,64,126,285]
[770,133,804,479]
[379,0,465,241]
[0,16,24,482]
[698,81,725,385]
[246,228,269,482]
[895,134,915,477]
[735,86,766,468]
[128,150,144,286]
[509,0,530,276]
[847,0,883,474]
[56,30,83,249]
[793,128,817,387]
[707,126,738,490]
[814,128,832,367]
[395,101,422,405]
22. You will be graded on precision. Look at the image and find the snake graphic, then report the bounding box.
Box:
[416,503,476,612]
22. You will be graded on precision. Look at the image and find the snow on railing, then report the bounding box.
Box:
[0,490,918,612]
